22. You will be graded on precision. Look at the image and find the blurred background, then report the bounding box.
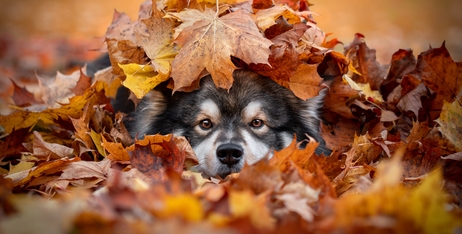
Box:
[0,0,461,113]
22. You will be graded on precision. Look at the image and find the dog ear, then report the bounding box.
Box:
[300,89,331,155]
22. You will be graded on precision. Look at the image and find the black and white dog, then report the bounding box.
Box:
[88,60,330,178]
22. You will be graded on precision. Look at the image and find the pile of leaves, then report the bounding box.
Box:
[1,0,462,233]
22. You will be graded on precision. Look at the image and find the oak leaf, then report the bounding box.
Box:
[170,8,272,91]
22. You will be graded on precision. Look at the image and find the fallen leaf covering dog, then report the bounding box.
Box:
[0,0,462,233]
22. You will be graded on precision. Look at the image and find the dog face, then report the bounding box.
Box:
[126,70,329,178]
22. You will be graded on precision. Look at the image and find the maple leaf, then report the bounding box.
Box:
[435,101,462,151]
[380,49,417,101]
[418,42,462,122]
[35,70,82,108]
[343,74,384,103]
[0,81,109,135]
[101,136,130,161]
[136,0,176,75]
[119,63,170,99]
[127,134,191,182]
[105,10,139,44]
[275,182,319,222]
[344,33,389,90]
[10,79,43,107]
[0,128,29,162]
[170,8,272,91]
[397,82,428,118]
[288,63,324,100]
[23,131,74,161]
[250,23,309,84]
[106,38,147,77]
[93,67,122,99]
[255,5,301,31]
[70,69,92,96]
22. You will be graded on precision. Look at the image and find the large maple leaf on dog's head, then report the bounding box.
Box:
[170,9,273,92]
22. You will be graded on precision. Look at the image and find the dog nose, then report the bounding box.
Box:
[216,143,243,166]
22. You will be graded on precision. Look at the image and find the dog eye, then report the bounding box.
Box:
[250,119,264,128]
[199,119,213,130]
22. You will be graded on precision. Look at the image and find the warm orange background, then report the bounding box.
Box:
[1,0,460,63]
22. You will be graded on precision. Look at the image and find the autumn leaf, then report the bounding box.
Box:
[10,79,43,107]
[70,69,92,96]
[136,0,176,75]
[435,101,462,151]
[105,10,139,44]
[23,131,74,160]
[418,42,462,121]
[344,33,389,90]
[35,70,82,108]
[343,74,384,103]
[119,63,170,99]
[255,5,301,31]
[127,134,192,181]
[288,63,324,100]
[170,8,272,91]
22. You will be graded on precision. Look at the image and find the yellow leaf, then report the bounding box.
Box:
[8,155,35,175]
[154,194,204,222]
[435,101,462,151]
[229,190,275,230]
[408,169,460,234]
[137,0,176,74]
[255,5,301,31]
[343,74,384,102]
[90,130,106,157]
[119,63,170,99]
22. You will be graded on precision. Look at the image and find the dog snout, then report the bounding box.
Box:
[216,143,243,166]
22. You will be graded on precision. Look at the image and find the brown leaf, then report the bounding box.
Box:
[380,49,417,100]
[250,23,309,83]
[171,9,272,91]
[12,157,80,188]
[128,134,186,181]
[70,69,92,96]
[288,63,324,100]
[106,38,147,77]
[10,79,43,107]
[105,10,138,43]
[35,70,82,108]
[136,0,176,75]
[419,42,462,122]
[232,158,282,194]
[344,33,389,90]
[397,82,428,118]
[101,136,130,161]
[0,128,29,162]
[23,131,74,161]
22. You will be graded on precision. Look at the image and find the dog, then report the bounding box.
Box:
[122,69,330,179]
